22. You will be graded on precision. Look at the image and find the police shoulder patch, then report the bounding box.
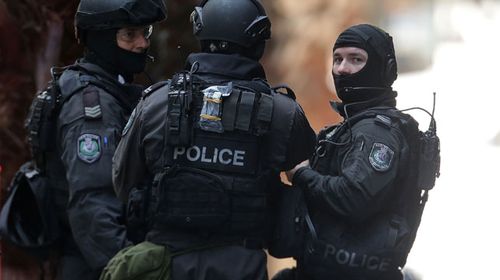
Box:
[368,142,394,172]
[77,133,101,163]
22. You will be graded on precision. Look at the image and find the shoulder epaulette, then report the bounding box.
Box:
[142,80,170,98]
[374,114,393,129]
[82,87,102,119]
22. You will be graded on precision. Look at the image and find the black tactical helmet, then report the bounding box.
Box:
[75,0,167,31]
[191,0,271,48]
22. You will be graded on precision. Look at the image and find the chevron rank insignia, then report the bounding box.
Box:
[83,88,102,119]
[369,142,394,172]
[77,133,101,163]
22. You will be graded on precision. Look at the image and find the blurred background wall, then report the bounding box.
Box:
[1,0,500,279]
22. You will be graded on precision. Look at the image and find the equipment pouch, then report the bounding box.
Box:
[99,241,172,280]
[0,161,60,259]
[154,166,230,230]
[166,90,193,147]
[268,185,308,259]
[417,130,440,190]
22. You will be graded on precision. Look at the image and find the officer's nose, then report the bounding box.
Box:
[337,60,352,75]
[133,36,150,53]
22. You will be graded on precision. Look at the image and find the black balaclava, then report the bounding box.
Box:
[84,29,148,82]
[333,24,397,104]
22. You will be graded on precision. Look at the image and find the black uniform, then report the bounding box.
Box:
[113,52,316,280]
[293,95,409,280]
[48,59,141,279]
[272,23,437,280]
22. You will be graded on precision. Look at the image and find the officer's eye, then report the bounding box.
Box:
[117,29,137,42]
[333,56,343,65]
[351,56,366,64]
[124,31,135,39]
[117,26,152,42]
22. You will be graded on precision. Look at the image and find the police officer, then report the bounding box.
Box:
[112,0,316,279]
[282,24,418,280]
[43,0,166,279]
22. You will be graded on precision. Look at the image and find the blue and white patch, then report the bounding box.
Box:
[368,142,394,172]
[77,133,101,163]
[122,108,136,136]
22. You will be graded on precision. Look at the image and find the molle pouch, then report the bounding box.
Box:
[417,130,441,190]
[303,214,410,279]
[25,73,61,169]
[199,83,233,133]
[268,185,308,259]
[166,90,193,147]
[154,166,230,230]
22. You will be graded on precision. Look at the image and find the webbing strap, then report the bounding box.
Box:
[235,91,256,131]
[257,94,273,122]
[221,89,241,131]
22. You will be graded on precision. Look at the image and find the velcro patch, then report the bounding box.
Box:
[368,142,394,172]
[77,133,101,163]
[83,88,102,119]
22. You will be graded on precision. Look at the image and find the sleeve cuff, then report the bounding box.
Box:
[292,166,313,186]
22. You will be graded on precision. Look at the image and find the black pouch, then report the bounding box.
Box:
[153,166,230,230]
[0,161,60,259]
[268,185,308,259]
[126,187,150,243]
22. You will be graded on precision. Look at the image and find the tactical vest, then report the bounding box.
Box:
[302,107,440,279]
[146,72,281,242]
[0,63,133,258]
[25,64,131,173]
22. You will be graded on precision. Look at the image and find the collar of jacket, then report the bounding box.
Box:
[72,58,143,112]
[330,90,398,118]
[185,53,267,81]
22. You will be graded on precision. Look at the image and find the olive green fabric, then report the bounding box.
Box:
[99,241,171,280]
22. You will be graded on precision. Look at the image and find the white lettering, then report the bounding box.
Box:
[174,145,247,166]
[348,252,361,267]
[336,250,350,265]
[233,150,245,166]
[201,146,212,163]
[322,243,393,272]
[379,258,392,272]
[187,146,201,161]
[219,149,232,165]
[173,147,185,160]
[324,244,336,258]
[359,254,367,268]
[366,256,380,271]
[213,148,219,163]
